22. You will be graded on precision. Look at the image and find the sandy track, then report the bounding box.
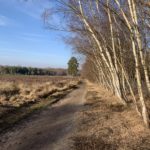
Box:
[0,84,87,150]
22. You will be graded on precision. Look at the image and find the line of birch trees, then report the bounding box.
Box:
[45,0,150,127]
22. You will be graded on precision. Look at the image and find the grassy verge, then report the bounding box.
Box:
[72,82,150,150]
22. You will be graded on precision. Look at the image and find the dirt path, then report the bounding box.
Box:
[0,84,87,150]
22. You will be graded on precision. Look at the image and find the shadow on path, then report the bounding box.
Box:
[0,84,86,150]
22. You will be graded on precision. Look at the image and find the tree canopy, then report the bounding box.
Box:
[68,57,79,76]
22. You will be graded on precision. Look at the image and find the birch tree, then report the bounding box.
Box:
[45,0,150,127]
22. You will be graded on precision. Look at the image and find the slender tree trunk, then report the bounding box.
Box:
[130,0,150,94]
[78,0,126,105]
[114,0,149,127]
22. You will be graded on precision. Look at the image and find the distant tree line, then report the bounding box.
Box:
[0,66,67,76]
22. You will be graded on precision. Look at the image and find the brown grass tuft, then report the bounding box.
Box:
[0,76,80,108]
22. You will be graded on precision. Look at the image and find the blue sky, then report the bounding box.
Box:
[0,0,72,68]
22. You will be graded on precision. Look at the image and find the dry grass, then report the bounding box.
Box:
[73,81,150,150]
[0,77,80,107]
[0,75,81,132]
[0,75,73,83]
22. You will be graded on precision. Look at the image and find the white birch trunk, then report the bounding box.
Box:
[115,0,149,127]
[78,0,126,104]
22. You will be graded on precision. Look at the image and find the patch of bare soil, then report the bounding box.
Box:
[73,82,150,150]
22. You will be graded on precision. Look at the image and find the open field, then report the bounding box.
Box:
[0,75,80,107]
[0,75,74,83]
[0,75,81,132]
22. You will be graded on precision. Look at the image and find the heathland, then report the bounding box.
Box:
[0,75,81,133]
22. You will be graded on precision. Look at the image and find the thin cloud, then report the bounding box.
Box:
[0,15,9,26]
[17,0,51,20]
[20,37,42,42]
[20,9,41,20]
[17,2,43,20]
[0,15,20,27]
[22,33,46,38]
[20,32,47,42]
